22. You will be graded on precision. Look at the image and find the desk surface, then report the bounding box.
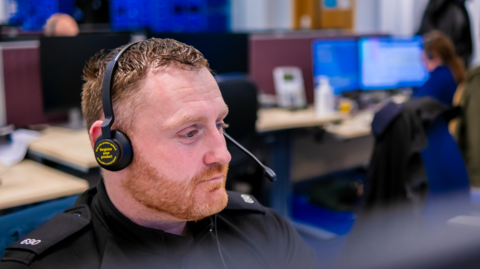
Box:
[28,127,97,172]
[28,110,347,171]
[324,110,374,139]
[256,107,346,133]
[0,160,89,210]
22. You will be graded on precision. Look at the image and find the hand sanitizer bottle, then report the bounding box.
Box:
[315,76,335,116]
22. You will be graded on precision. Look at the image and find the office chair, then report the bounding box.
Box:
[0,196,78,257]
[217,79,269,204]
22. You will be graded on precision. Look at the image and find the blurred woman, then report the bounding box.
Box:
[414,30,466,105]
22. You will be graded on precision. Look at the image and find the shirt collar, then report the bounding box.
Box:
[91,179,214,255]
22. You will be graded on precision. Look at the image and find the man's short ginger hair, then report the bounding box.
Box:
[81,38,210,134]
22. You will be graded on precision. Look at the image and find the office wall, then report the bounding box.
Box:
[412,0,430,34]
[354,0,429,35]
[374,0,480,68]
[467,0,480,67]
[230,0,292,31]
[354,0,378,33]
[269,0,293,30]
[231,0,432,35]
[0,0,7,24]
[377,0,428,36]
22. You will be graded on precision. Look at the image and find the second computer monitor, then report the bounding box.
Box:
[312,39,358,94]
[40,33,132,113]
[359,36,429,90]
[149,32,249,74]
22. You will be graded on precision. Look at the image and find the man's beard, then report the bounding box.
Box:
[123,155,229,221]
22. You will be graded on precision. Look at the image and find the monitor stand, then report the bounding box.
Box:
[57,108,86,130]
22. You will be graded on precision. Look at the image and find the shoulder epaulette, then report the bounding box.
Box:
[224,191,266,214]
[1,205,91,266]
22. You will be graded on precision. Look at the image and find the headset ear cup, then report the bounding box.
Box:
[93,130,133,171]
[111,130,134,170]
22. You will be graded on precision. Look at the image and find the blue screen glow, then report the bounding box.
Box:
[312,39,358,94]
[359,36,429,90]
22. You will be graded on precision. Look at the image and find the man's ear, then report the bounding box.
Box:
[89,120,103,149]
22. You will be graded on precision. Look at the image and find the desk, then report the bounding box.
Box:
[28,127,97,172]
[256,107,346,132]
[324,110,374,140]
[0,160,89,210]
[254,107,348,227]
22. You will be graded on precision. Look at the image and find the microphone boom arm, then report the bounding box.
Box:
[223,132,277,182]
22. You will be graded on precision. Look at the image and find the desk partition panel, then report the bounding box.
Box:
[249,32,355,104]
[0,41,67,128]
[249,32,390,103]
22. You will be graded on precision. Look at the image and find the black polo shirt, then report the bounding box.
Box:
[1,180,317,268]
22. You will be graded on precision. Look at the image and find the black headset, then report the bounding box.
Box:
[93,39,277,182]
[93,41,138,171]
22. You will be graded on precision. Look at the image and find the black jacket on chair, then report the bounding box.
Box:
[366,98,449,208]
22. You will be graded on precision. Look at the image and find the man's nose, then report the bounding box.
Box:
[203,129,231,165]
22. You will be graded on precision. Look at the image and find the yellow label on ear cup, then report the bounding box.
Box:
[95,141,120,166]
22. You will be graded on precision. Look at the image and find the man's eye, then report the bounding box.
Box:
[216,123,229,131]
[185,130,197,138]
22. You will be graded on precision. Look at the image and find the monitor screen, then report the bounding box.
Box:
[312,39,359,94]
[40,33,132,113]
[359,36,429,90]
[148,33,249,74]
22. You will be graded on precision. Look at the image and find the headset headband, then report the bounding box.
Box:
[100,41,143,140]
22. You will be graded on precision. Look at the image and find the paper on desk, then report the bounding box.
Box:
[0,129,40,166]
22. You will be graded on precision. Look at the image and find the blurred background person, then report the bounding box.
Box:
[414,30,466,106]
[417,0,473,68]
[44,13,79,37]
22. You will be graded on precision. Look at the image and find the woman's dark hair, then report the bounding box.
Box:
[423,30,466,83]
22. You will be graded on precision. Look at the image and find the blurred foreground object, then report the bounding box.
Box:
[337,190,479,269]
[456,66,480,187]
[44,13,79,36]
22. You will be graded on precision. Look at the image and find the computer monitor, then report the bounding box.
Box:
[312,39,359,94]
[148,33,249,74]
[359,36,429,90]
[40,33,132,114]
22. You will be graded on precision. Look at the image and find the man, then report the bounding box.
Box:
[1,38,317,268]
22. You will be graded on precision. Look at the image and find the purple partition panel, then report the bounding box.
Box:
[250,37,314,103]
[249,32,356,104]
[2,42,66,128]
